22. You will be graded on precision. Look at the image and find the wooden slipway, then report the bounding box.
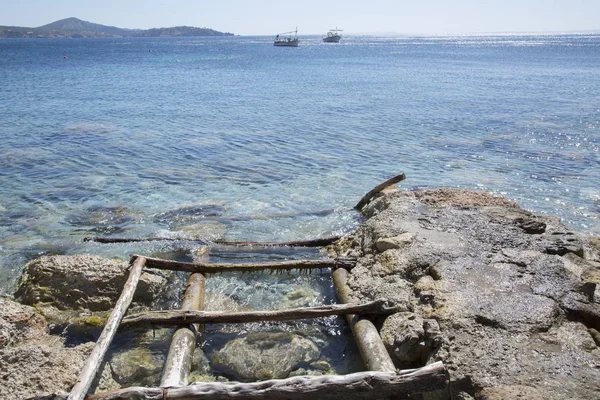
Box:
[60,173,447,400]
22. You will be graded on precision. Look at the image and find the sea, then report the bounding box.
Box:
[1,33,599,378]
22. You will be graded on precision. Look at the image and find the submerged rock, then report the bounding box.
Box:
[211,331,320,380]
[331,187,600,400]
[108,347,163,386]
[280,285,319,308]
[64,205,135,234]
[174,221,229,240]
[154,203,227,226]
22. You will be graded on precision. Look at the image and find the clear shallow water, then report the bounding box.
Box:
[1,33,599,294]
[100,251,363,381]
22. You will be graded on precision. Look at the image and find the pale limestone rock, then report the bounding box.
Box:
[375,232,416,252]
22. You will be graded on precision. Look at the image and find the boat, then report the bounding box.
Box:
[323,28,342,43]
[274,28,299,47]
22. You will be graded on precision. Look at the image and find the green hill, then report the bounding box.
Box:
[39,17,131,36]
[0,17,233,38]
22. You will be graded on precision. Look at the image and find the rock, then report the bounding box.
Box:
[423,319,443,347]
[0,297,119,399]
[0,336,94,399]
[108,347,163,386]
[375,232,416,251]
[288,368,328,377]
[545,230,584,257]
[211,332,320,380]
[589,236,600,260]
[330,188,600,400]
[589,328,600,346]
[288,361,332,377]
[175,221,229,240]
[191,245,210,263]
[539,321,597,352]
[188,373,219,383]
[93,366,121,394]
[515,218,546,234]
[14,255,167,311]
[192,347,212,376]
[310,360,333,372]
[408,188,520,210]
[64,205,134,234]
[153,203,226,225]
[203,292,246,312]
[477,385,544,400]
[381,312,434,367]
[0,298,47,349]
[560,291,600,331]
[455,392,476,400]
[281,286,318,308]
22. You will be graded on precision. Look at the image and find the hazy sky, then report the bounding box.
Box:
[1,0,598,35]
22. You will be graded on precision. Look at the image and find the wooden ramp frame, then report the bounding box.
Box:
[67,173,447,399]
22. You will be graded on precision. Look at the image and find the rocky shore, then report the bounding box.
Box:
[330,187,600,399]
[1,188,599,399]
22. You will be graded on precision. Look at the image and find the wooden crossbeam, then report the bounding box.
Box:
[83,236,341,247]
[120,299,397,329]
[135,254,356,273]
[86,362,447,400]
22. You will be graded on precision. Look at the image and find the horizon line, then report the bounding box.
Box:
[2,17,599,38]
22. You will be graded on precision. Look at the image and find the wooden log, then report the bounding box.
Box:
[83,236,341,247]
[87,361,447,400]
[160,272,206,387]
[354,173,406,211]
[333,268,396,372]
[135,254,356,274]
[120,299,397,329]
[84,236,177,243]
[212,236,341,247]
[67,256,147,400]
[213,208,341,221]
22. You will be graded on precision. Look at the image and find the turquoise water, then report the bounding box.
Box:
[1,34,599,295]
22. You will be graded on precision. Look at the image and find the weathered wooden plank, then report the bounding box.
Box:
[87,361,447,400]
[354,173,406,210]
[213,236,340,247]
[120,299,397,328]
[134,254,356,273]
[67,256,147,400]
[83,236,341,247]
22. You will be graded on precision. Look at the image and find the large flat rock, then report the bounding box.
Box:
[14,254,166,311]
[331,188,600,400]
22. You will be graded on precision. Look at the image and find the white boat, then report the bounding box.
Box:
[323,28,342,43]
[274,28,299,47]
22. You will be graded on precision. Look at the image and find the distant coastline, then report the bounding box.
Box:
[0,17,234,39]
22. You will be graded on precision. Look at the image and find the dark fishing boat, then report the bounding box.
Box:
[274,28,299,47]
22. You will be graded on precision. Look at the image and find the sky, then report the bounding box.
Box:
[0,0,598,35]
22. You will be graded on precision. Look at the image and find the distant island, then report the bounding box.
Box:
[0,17,234,39]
